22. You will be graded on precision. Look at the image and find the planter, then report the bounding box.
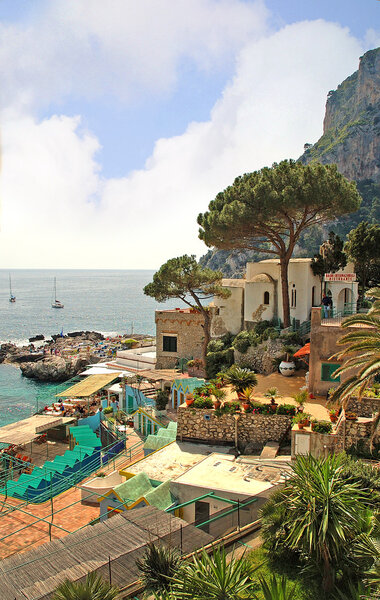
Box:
[270,401,278,412]
[297,423,304,430]
[185,397,194,407]
[242,402,251,411]
[213,400,221,410]
[329,414,338,423]
[279,360,296,377]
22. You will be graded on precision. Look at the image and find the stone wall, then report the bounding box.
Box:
[155,309,207,369]
[177,406,292,449]
[347,397,380,418]
[291,417,377,458]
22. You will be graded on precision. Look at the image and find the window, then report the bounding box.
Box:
[321,363,341,382]
[163,335,177,352]
[263,291,270,305]
[291,284,297,308]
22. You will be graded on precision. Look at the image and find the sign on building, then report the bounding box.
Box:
[324,273,356,282]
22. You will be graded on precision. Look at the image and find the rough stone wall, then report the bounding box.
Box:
[347,397,380,418]
[234,338,285,375]
[177,406,292,448]
[155,310,206,369]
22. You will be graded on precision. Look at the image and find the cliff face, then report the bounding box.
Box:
[300,48,380,182]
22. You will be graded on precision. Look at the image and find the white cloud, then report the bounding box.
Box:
[0,0,269,111]
[0,16,366,269]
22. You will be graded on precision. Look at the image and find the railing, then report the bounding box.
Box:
[321,301,369,325]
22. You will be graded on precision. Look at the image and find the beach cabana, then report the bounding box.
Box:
[171,377,205,409]
[56,373,122,415]
[131,407,165,436]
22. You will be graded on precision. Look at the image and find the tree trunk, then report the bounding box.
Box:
[322,544,334,594]
[200,308,211,367]
[280,255,291,328]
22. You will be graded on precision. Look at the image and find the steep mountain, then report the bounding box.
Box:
[200,48,380,275]
[299,47,380,182]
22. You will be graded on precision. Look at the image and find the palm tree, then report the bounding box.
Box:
[331,287,380,445]
[224,366,258,396]
[136,542,181,594]
[260,454,373,594]
[170,546,256,600]
[331,287,380,403]
[52,572,119,600]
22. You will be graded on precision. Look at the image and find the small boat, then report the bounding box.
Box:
[52,277,64,309]
[9,274,16,303]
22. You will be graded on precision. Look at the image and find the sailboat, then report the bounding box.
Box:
[9,274,16,303]
[52,277,64,309]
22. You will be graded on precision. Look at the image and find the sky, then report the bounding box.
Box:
[0,0,378,269]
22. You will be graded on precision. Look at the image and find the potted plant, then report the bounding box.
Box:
[329,408,340,423]
[264,387,280,411]
[238,387,253,411]
[212,387,226,410]
[312,420,332,434]
[293,412,311,429]
[215,372,227,389]
[279,346,297,377]
[293,389,308,413]
[224,365,258,399]
[185,393,194,407]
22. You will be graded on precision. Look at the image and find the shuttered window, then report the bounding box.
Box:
[163,335,177,352]
[321,363,341,382]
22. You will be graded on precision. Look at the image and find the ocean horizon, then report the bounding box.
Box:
[0,269,178,426]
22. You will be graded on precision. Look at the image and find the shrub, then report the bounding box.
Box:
[224,365,258,394]
[155,390,169,411]
[207,339,225,352]
[206,348,234,379]
[311,420,332,434]
[193,397,214,409]
[276,404,297,416]
[233,331,251,353]
[136,542,181,594]
[292,412,311,424]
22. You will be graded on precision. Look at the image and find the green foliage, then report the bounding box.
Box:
[260,454,377,593]
[52,572,119,600]
[156,389,169,411]
[276,404,297,416]
[103,406,113,415]
[345,221,380,292]
[292,390,308,406]
[206,348,234,379]
[207,339,225,352]
[340,454,380,505]
[311,420,332,434]
[310,231,347,280]
[224,365,258,394]
[169,546,256,600]
[136,542,181,594]
[122,338,138,348]
[292,412,310,424]
[193,397,214,409]
[258,574,297,600]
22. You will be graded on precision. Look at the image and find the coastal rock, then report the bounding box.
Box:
[29,335,45,342]
[20,356,90,382]
[234,338,291,375]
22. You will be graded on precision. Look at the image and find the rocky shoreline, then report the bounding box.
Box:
[0,331,152,383]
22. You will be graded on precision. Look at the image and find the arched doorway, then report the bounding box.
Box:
[337,288,353,314]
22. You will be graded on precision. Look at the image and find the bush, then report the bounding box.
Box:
[193,397,214,409]
[207,339,225,352]
[311,420,332,434]
[206,348,234,379]
[233,331,251,353]
[155,390,169,411]
[276,404,297,416]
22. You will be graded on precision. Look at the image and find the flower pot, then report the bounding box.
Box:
[213,400,221,410]
[330,414,338,423]
[279,361,296,377]
[242,402,251,411]
[297,423,304,430]
[270,401,278,412]
[185,398,194,407]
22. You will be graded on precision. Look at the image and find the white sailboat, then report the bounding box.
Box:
[9,274,16,303]
[52,277,64,309]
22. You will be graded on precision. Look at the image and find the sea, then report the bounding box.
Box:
[0,269,178,427]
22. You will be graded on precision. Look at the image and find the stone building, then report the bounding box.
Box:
[155,308,213,369]
[211,258,358,335]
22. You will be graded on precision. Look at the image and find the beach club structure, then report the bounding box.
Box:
[171,377,205,409]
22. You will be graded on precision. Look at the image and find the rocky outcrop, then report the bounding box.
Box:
[20,356,91,382]
[300,47,380,183]
[234,338,289,375]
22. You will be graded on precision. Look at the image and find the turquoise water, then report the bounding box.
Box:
[0,269,178,426]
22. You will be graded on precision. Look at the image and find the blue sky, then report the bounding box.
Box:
[0,0,378,268]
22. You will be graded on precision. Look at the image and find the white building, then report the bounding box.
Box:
[211,258,358,335]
